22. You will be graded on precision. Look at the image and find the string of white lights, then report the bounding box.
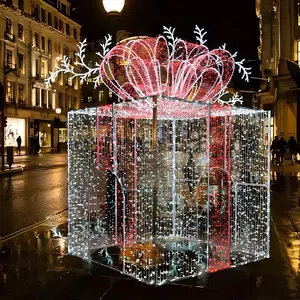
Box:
[46,25,251,106]
[63,26,269,286]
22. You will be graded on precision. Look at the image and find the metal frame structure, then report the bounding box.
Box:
[68,98,270,285]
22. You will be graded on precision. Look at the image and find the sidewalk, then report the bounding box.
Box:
[271,160,300,173]
[0,152,67,173]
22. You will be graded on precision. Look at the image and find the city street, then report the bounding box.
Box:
[0,157,300,298]
[0,154,67,237]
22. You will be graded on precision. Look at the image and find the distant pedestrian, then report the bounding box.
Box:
[271,136,280,165]
[30,135,34,153]
[34,135,40,154]
[16,136,22,155]
[288,136,297,164]
[278,137,287,166]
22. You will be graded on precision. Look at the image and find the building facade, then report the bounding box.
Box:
[1,0,81,152]
[81,30,130,108]
[81,39,111,108]
[256,0,300,141]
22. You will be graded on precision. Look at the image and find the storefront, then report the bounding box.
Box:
[59,127,67,144]
[5,117,27,147]
[39,122,53,148]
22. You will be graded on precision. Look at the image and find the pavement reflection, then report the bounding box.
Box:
[0,171,300,299]
[0,166,67,237]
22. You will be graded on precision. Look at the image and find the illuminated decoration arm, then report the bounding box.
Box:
[96,34,113,59]
[46,25,251,106]
[45,36,112,89]
[194,25,207,45]
[235,58,252,82]
[163,26,179,58]
[218,92,243,106]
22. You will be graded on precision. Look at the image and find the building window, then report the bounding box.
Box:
[72,50,76,63]
[18,53,24,74]
[59,19,64,32]
[41,61,46,78]
[64,73,71,85]
[73,28,77,40]
[18,24,24,40]
[61,3,67,15]
[34,32,39,48]
[88,96,93,103]
[6,49,13,68]
[41,8,46,23]
[7,81,13,102]
[6,18,12,34]
[63,48,69,57]
[48,39,52,54]
[48,12,52,26]
[41,89,46,107]
[109,90,112,99]
[41,36,45,51]
[99,90,104,102]
[18,83,24,101]
[36,59,39,77]
[18,0,24,11]
[31,3,39,20]
[54,16,58,29]
[66,24,70,36]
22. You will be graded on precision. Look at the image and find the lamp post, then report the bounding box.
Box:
[102,0,125,44]
[103,0,125,104]
[55,107,61,153]
[102,0,125,16]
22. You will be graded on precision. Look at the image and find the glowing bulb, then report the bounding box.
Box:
[102,0,125,14]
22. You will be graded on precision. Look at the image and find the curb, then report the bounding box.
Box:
[0,167,24,176]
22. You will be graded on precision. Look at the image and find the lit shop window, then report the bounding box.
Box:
[298,40,300,66]
[5,117,26,147]
[298,3,300,26]
[59,128,67,143]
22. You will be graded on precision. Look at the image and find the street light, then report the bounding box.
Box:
[55,107,61,153]
[102,0,125,104]
[102,0,125,15]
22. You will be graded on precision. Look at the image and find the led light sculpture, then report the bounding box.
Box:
[47,26,271,286]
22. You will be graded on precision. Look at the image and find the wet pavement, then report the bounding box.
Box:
[12,153,68,170]
[0,154,67,238]
[0,161,300,299]
[0,209,297,300]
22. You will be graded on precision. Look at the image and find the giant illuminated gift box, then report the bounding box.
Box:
[48,26,271,285]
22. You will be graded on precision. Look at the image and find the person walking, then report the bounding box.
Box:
[288,136,297,164]
[278,137,287,166]
[30,135,34,153]
[16,136,22,155]
[34,135,40,154]
[271,136,280,165]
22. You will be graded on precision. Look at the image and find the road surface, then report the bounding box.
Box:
[0,154,67,237]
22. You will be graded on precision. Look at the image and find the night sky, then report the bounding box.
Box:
[70,0,260,88]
